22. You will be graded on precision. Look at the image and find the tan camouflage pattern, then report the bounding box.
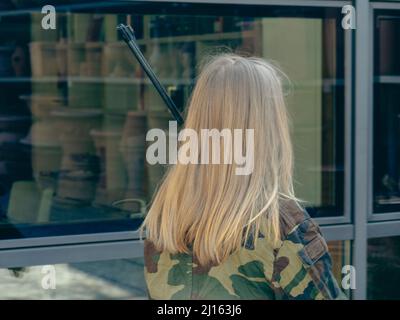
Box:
[144,200,347,300]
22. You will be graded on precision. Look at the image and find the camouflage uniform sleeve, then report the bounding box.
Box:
[271,217,347,300]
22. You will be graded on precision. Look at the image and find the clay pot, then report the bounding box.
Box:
[29,42,58,77]
[85,42,103,77]
[90,129,126,206]
[55,40,68,77]
[56,170,98,206]
[51,108,102,206]
[146,110,175,196]
[120,111,147,196]
[67,42,85,76]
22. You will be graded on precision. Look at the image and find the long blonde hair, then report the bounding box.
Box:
[140,53,302,266]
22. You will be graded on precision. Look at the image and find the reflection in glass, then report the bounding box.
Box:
[374,11,400,212]
[368,236,400,300]
[0,258,146,299]
[0,4,346,240]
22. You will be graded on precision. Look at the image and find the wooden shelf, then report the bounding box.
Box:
[0,76,342,87]
[0,77,32,83]
[136,31,252,45]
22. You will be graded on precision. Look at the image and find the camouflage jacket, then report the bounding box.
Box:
[143,201,347,300]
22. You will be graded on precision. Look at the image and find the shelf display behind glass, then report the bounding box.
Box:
[0,3,347,240]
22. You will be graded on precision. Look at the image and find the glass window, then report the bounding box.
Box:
[0,257,146,299]
[374,10,400,213]
[368,236,400,300]
[0,2,347,241]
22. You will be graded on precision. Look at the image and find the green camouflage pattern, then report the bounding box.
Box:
[144,200,347,300]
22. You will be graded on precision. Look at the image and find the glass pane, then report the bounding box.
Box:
[368,236,400,300]
[0,3,347,241]
[374,11,400,213]
[0,258,146,299]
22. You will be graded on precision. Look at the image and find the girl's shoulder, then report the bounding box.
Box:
[276,199,329,269]
[271,200,347,299]
[278,199,313,239]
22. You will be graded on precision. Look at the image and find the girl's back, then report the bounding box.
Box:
[144,200,345,300]
[140,54,346,300]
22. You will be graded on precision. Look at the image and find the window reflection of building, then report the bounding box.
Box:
[0,9,347,231]
[369,10,400,301]
[374,13,400,212]
[368,236,400,300]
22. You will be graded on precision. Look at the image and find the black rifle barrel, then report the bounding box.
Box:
[117,24,184,126]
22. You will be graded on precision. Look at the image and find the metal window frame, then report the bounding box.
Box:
[0,224,353,268]
[0,230,141,250]
[352,0,371,300]
[371,1,400,10]
[352,0,400,300]
[316,10,354,226]
[120,0,351,7]
[0,0,352,17]
[0,240,145,268]
[369,211,400,221]
[368,220,400,238]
